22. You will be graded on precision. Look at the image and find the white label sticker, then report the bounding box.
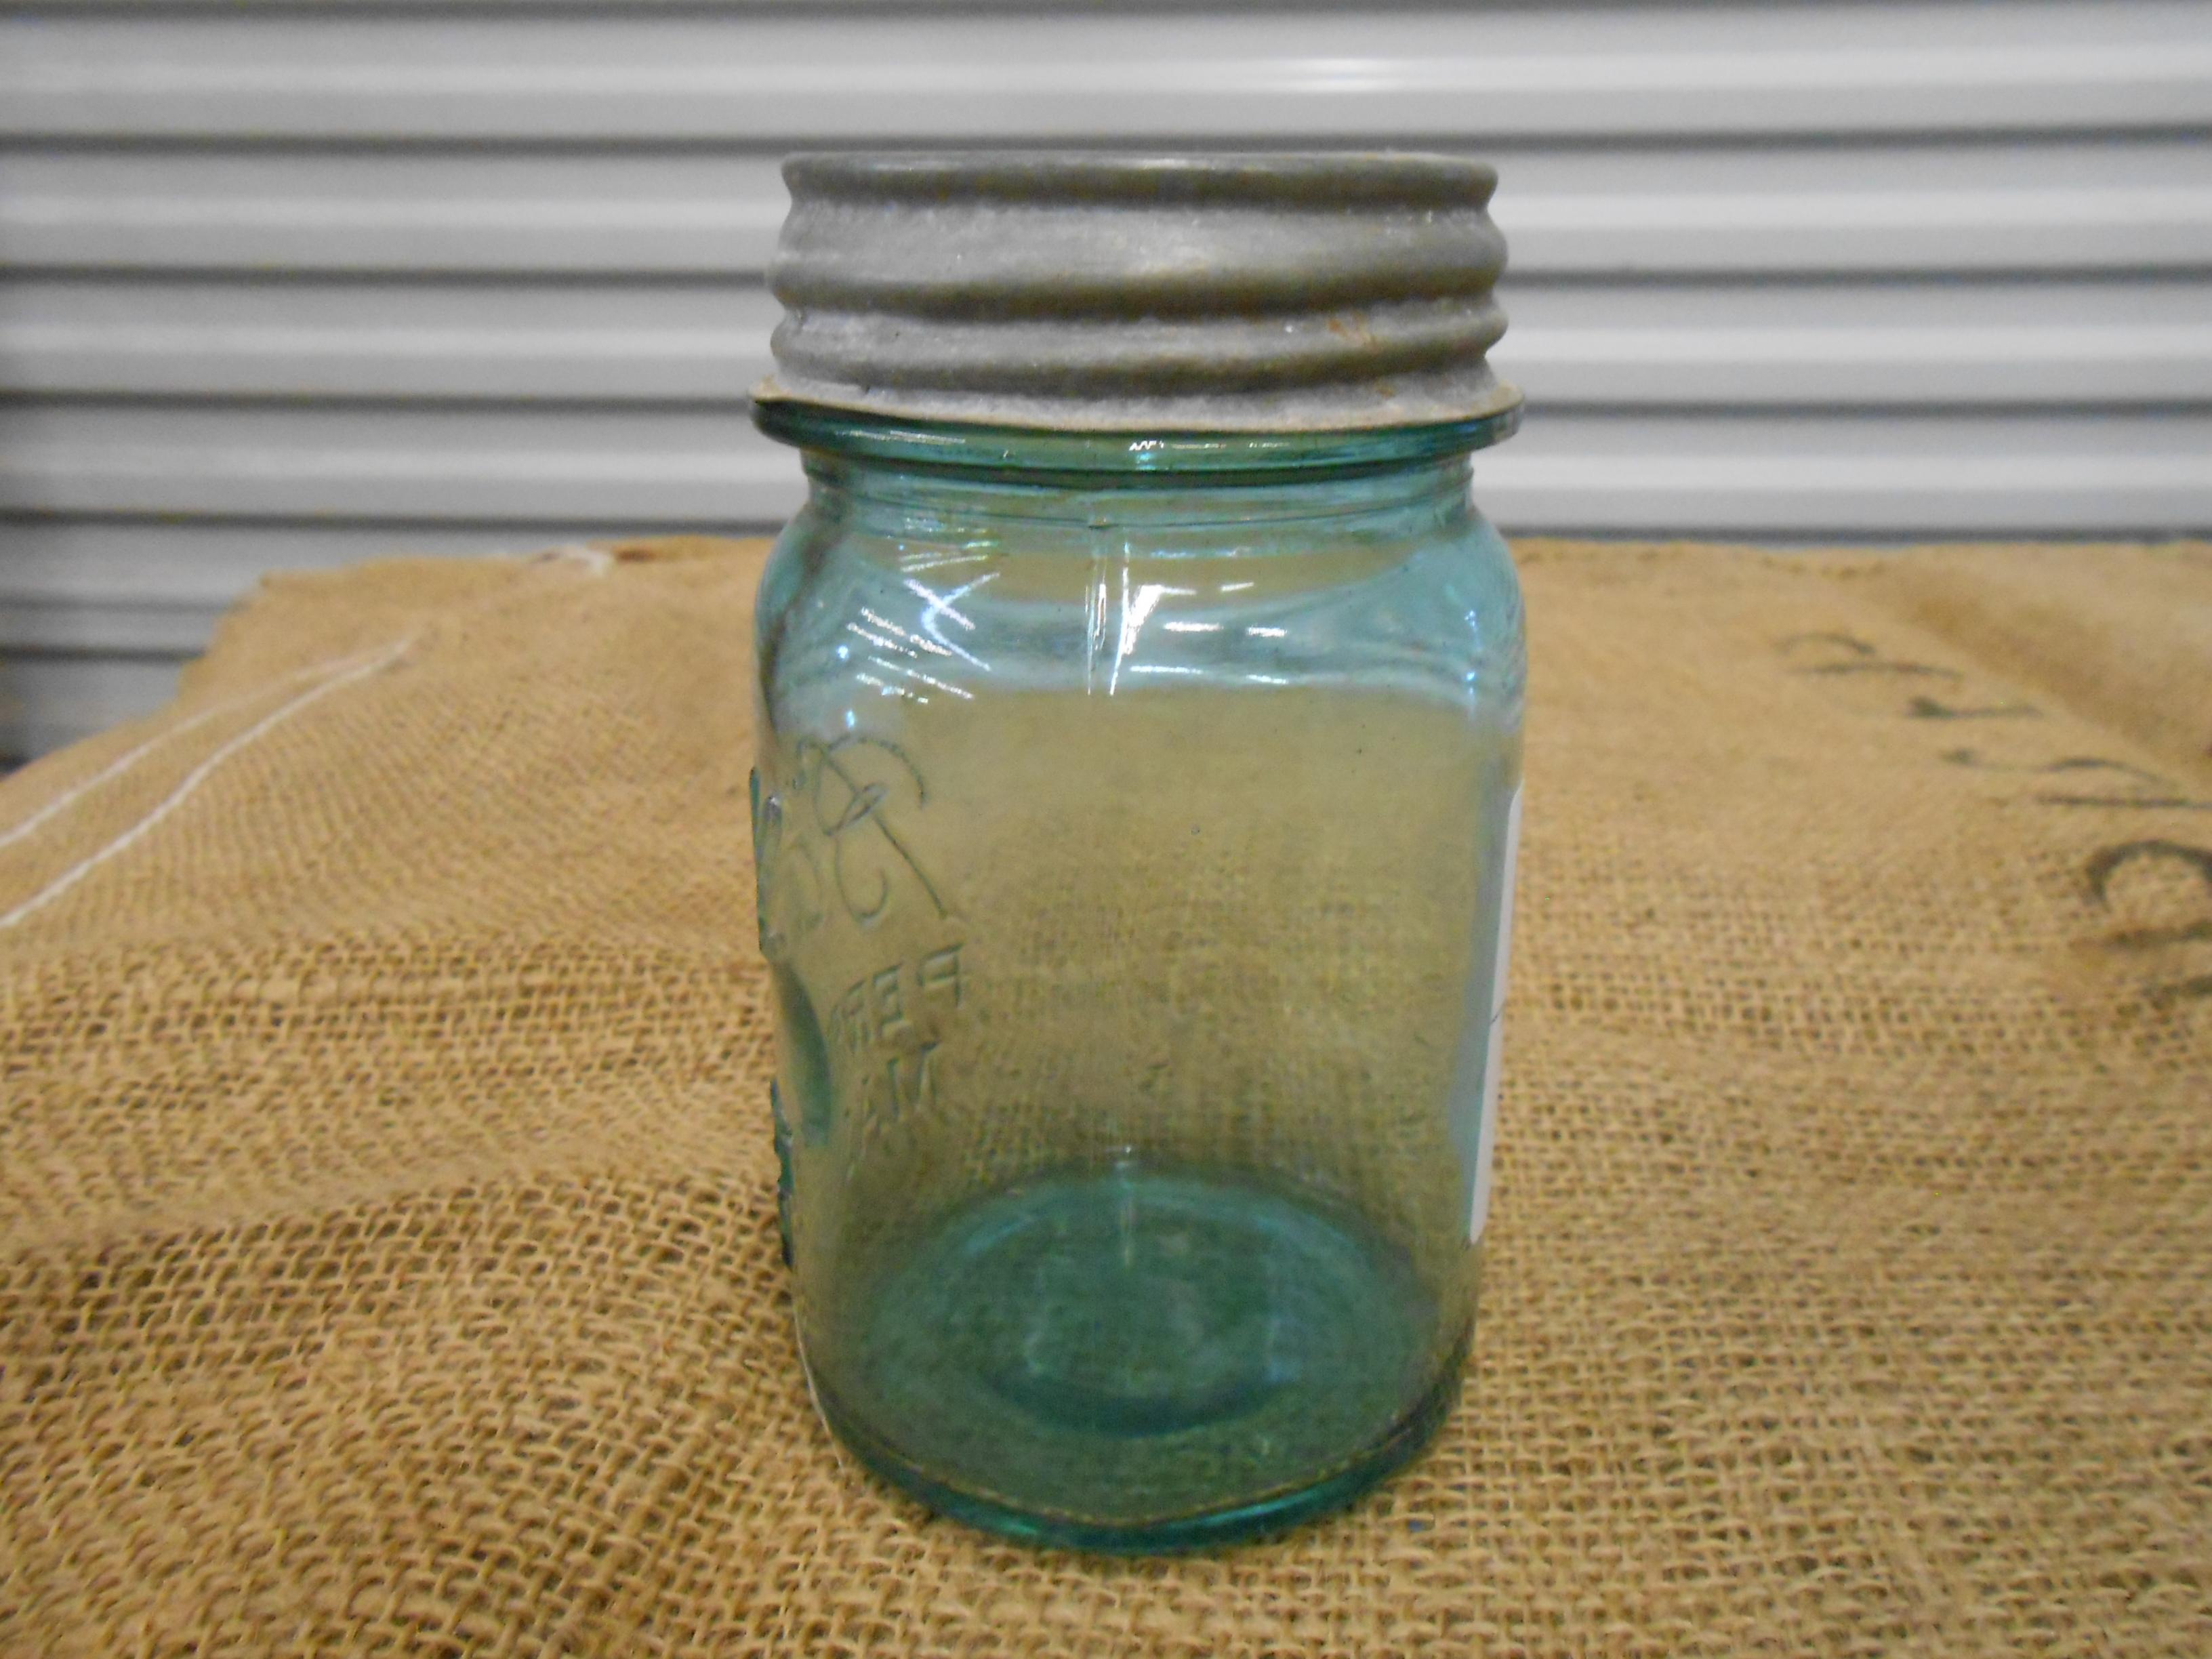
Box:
[1469,784,1522,1244]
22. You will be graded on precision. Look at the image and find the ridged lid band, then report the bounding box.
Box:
[756,152,1521,435]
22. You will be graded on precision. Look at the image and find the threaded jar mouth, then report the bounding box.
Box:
[752,401,1521,489]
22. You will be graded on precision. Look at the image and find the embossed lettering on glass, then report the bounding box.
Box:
[748,153,1527,1552]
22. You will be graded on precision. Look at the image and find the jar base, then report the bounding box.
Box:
[800,1166,1467,1553]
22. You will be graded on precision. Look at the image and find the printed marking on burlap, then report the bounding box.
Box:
[1777,629,2212,1010]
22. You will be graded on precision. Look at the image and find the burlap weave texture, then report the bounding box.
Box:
[2,537,2207,1656]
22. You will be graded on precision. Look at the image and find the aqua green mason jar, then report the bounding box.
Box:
[748,153,1525,1552]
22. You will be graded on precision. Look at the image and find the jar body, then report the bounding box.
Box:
[750,414,1524,1551]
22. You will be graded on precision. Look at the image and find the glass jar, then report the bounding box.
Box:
[748,153,1525,1552]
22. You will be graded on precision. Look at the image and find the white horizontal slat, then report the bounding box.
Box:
[5,5,2208,141]
[7,278,2210,407]
[1508,323,2212,405]
[1495,281,2212,405]
[1500,165,2212,277]
[0,405,800,521]
[0,153,790,276]
[6,142,2208,279]
[0,283,778,400]
[3,404,2206,534]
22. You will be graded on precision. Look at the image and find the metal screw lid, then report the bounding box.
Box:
[754,152,1519,434]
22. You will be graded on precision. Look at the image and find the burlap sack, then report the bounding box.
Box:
[2,536,2207,1657]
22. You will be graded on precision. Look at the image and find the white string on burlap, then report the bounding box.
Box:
[0,633,417,932]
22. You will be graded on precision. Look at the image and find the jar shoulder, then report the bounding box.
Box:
[756,500,1525,733]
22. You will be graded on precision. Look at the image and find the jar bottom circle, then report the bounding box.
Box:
[802,1164,1468,1552]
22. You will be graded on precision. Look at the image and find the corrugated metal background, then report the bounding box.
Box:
[3,0,2209,758]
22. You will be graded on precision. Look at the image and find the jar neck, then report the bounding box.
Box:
[754,402,1511,537]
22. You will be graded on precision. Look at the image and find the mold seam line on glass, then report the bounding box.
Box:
[792,1334,852,1473]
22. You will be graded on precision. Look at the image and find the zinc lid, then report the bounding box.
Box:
[754,151,1519,434]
